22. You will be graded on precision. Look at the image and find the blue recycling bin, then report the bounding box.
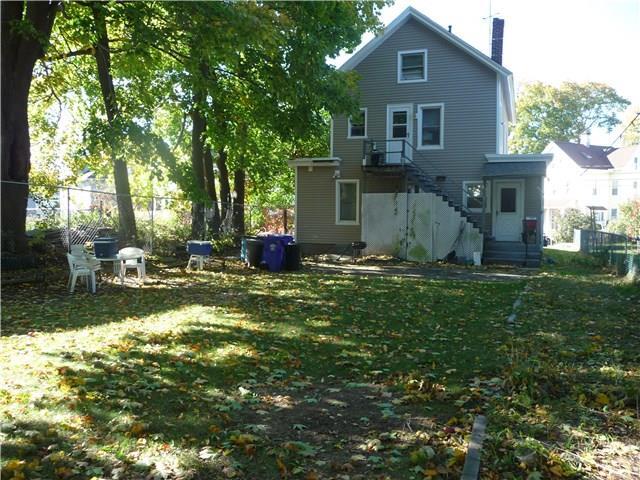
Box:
[261,235,294,272]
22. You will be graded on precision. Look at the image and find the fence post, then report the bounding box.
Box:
[66,187,71,251]
[150,197,155,253]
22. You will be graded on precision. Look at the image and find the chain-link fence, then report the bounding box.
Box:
[6,181,293,255]
[575,229,640,278]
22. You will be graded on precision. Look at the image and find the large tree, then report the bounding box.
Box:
[510,82,630,154]
[1,1,59,252]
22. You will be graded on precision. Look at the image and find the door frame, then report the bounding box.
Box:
[386,103,413,163]
[492,179,524,241]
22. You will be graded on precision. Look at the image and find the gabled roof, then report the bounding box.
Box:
[338,7,515,121]
[552,141,614,169]
[607,145,639,169]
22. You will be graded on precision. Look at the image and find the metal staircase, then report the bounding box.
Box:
[363,139,481,231]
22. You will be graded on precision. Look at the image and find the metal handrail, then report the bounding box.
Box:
[363,139,473,216]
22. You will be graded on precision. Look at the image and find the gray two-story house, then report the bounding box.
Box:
[289,7,551,266]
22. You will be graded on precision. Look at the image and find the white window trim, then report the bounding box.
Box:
[397,49,428,84]
[335,179,360,225]
[417,103,444,150]
[463,180,489,213]
[347,108,367,139]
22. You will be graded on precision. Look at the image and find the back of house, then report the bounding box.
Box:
[289,7,551,266]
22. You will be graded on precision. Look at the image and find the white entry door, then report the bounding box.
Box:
[493,180,524,241]
[386,104,413,164]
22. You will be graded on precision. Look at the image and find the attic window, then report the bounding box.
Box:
[398,49,427,83]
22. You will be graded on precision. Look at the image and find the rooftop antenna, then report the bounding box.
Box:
[482,0,501,51]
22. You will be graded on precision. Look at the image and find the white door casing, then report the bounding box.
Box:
[493,180,524,241]
[386,104,413,164]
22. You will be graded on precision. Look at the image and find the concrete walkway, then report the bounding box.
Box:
[305,260,536,282]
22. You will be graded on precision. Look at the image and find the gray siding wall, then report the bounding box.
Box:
[334,17,498,208]
[525,176,543,245]
[296,17,499,247]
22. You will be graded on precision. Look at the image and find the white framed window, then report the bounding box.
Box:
[611,208,618,220]
[634,157,638,170]
[611,180,618,196]
[463,181,488,212]
[417,103,444,149]
[335,179,359,225]
[592,182,597,196]
[397,49,427,83]
[347,108,367,139]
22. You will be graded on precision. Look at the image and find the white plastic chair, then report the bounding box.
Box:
[67,253,101,293]
[117,247,146,284]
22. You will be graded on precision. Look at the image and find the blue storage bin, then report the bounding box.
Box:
[262,236,285,272]
[94,237,118,258]
[187,240,213,256]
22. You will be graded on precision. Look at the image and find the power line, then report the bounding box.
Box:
[609,112,640,146]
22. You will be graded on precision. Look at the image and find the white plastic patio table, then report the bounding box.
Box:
[97,251,144,285]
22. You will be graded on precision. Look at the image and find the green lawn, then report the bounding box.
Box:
[1,253,638,479]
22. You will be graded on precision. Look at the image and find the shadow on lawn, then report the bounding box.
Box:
[30,318,472,479]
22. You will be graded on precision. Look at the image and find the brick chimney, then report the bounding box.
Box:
[491,18,504,65]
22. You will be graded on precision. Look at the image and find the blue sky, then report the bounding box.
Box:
[330,0,640,146]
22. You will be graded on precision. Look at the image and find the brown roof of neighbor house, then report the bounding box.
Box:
[553,141,614,169]
[607,145,637,169]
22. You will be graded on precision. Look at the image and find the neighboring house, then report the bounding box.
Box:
[288,7,550,265]
[543,141,640,235]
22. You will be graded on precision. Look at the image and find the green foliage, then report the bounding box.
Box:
[510,82,630,153]
[555,208,592,242]
[621,105,640,146]
[615,199,640,238]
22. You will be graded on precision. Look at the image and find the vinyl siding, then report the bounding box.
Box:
[296,16,500,246]
[296,166,361,244]
[334,17,498,208]
[525,176,543,245]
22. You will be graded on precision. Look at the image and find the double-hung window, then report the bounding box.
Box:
[463,181,487,212]
[397,49,427,83]
[347,108,367,139]
[612,180,618,196]
[417,103,444,149]
[335,180,359,225]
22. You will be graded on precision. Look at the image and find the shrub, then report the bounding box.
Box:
[554,208,591,242]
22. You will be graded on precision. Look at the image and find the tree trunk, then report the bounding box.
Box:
[1,1,58,253]
[216,148,231,225]
[232,169,245,235]
[91,2,137,243]
[190,108,206,239]
[203,147,221,235]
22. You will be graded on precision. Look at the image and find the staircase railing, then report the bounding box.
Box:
[363,139,472,217]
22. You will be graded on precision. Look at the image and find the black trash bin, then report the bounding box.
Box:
[285,242,301,271]
[246,238,264,268]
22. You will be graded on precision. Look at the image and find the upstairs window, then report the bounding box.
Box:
[417,103,444,149]
[397,49,427,83]
[347,108,367,139]
[611,180,618,196]
[592,183,597,196]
